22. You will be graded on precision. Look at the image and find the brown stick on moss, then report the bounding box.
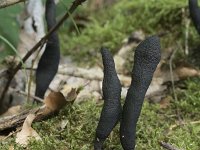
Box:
[120,36,161,150]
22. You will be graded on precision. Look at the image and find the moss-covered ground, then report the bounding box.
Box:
[0,0,200,149]
[0,77,200,149]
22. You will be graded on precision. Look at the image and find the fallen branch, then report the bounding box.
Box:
[0,0,25,8]
[58,66,131,87]
[0,108,39,132]
[0,0,87,106]
[0,90,76,132]
[2,127,21,140]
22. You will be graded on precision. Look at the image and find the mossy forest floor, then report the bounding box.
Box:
[1,78,200,149]
[1,0,200,149]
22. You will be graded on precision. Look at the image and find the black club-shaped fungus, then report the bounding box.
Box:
[94,48,122,150]
[189,0,200,35]
[120,36,161,150]
[35,0,60,99]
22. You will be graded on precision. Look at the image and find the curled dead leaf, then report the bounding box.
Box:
[44,91,67,112]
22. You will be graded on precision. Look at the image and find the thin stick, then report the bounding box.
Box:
[11,88,44,103]
[2,127,21,140]
[169,47,182,122]
[0,0,86,104]
[0,0,25,9]
[169,49,178,101]
[184,19,190,55]
[169,120,200,130]
[160,141,182,150]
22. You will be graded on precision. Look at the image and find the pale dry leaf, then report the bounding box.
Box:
[8,145,14,150]
[44,91,67,112]
[60,120,68,130]
[16,114,41,146]
[146,61,200,102]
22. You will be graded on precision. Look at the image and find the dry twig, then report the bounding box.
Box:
[0,0,25,8]
[11,88,43,103]
[160,141,182,150]
[169,120,200,130]
[169,47,182,122]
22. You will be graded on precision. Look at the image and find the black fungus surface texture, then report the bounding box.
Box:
[189,0,200,34]
[94,48,122,150]
[120,36,161,150]
[35,0,60,99]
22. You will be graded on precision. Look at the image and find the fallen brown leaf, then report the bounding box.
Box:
[36,90,75,117]
[44,91,67,112]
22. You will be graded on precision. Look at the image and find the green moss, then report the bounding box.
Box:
[60,0,199,66]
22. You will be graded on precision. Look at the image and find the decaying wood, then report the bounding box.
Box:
[0,108,38,132]
[58,65,131,87]
[0,0,25,9]
[0,104,57,132]
[0,90,76,132]
[18,60,200,103]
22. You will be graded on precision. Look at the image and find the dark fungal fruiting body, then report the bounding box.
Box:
[189,0,200,35]
[94,48,122,150]
[120,36,161,150]
[35,0,60,99]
